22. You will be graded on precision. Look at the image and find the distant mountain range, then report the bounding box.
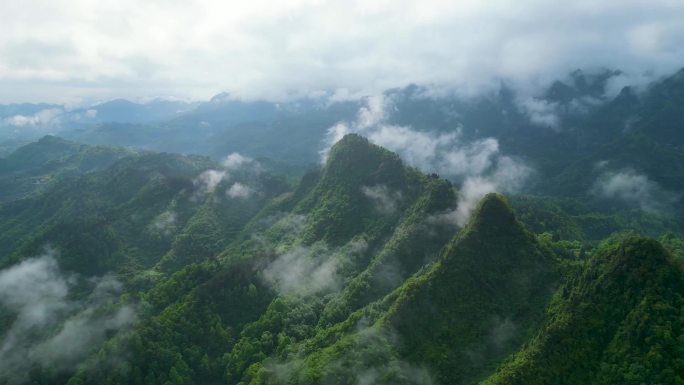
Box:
[3,68,684,223]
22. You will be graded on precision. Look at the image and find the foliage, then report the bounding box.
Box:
[0,134,682,385]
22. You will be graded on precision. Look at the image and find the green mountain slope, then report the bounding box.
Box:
[295,134,425,245]
[0,134,682,385]
[0,138,288,279]
[56,134,459,385]
[0,135,133,203]
[484,237,684,385]
[264,194,557,385]
[386,194,558,385]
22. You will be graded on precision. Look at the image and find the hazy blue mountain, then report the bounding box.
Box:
[0,98,198,157]
[61,96,359,172]
[82,98,198,124]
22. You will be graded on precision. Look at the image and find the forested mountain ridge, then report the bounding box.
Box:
[0,137,289,276]
[0,134,681,385]
[485,237,684,385]
[0,135,134,203]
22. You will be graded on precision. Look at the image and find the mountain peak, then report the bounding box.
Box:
[296,134,419,245]
[386,193,557,384]
[327,133,372,155]
[37,134,71,145]
[601,237,679,284]
[324,134,403,179]
[466,192,517,233]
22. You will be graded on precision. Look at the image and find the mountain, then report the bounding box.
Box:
[0,103,63,123]
[5,67,680,196]
[270,193,557,385]
[57,133,459,385]
[0,137,288,276]
[0,135,134,203]
[226,193,683,385]
[84,99,197,124]
[538,69,684,197]
[0,131,682,385]
[386,194,558,384]
[485,237,684,385]
[384,69,684,228]
[63,96,359,170]
[0,99,198,158]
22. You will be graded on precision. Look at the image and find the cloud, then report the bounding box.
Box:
[591,168,678,213]
[262,245,342,296]
[319,96,387,161]
[454,177,499,227]
[487,317,517,352]
[322,96,532,226]
[0,252,135,384]
[261,239,367,296]
[515,97,561,130]
[29,277,135,370]
[351,324,435,385]
[245,214,310,256]
[148,210,177,236]
[227,182,253,199]
[194,169,228,195]
[266,319,434,385]
[449,157,531,226]
[2,108,64,127]
[222,152,257,170]
[193,158,260,200]
[0,1,683,103]
[361,184,402,214]
[0,253,71,328]
[262,213,308,233]
[603,71,659,99]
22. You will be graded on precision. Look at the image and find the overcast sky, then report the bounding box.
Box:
[0,0,683,104]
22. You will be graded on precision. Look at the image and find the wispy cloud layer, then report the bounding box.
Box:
[322,96,532,226]
[194,169,228,195]
[361,185,403,214]
[0,252,135,383]
[592,168,679,214]
[0,0,682,103]
[261,238,367,296]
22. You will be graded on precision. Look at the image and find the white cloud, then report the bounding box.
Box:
[149,210,177,236]
[0,252,135,383]
[453,177,499,227]
[361,185,402,214]
[322,96,532,226]
[194,169,228,194]
[267,320,435,385]
[591,168,678,213]
[0,1,682,103]
[227,182,252,199]
[262,245,342,295]
[516,97,561,130]
[603,72,657,99]
[261,238,368,296]
[222,152,255,170]
[0,253,71,329]
[2,108,64,127]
